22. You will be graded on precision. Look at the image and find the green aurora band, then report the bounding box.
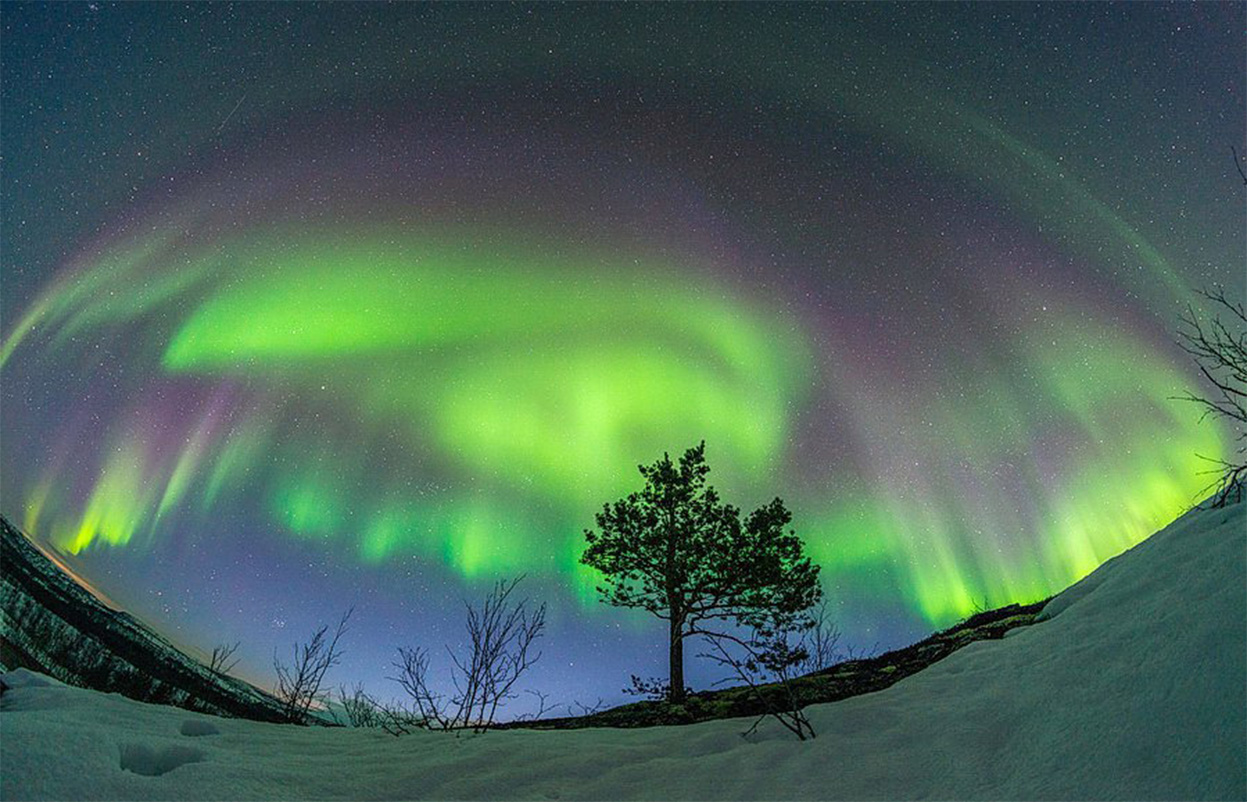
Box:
[3,216,1223,625]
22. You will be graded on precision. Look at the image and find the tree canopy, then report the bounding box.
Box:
[581,442,822,702]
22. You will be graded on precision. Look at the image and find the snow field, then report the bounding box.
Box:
[1,499,1243,800]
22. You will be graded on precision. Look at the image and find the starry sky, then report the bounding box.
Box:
[2,3,1243,712]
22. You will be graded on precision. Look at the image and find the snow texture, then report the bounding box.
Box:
[2,499,1243,800]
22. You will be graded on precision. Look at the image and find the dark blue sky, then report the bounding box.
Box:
[2,3,1243,714]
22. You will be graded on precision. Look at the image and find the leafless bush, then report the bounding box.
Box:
[622,674,685,701]
[700,622,817,741]
[840,640,880,661]
[376,700,426,736]
[337,682,384,728]
[331,688,427,736]
[390,576,546,733]
[273,608,352,724]
[208,641,241,675]
[391,646,441,727]
[797,600,841,675]
[1177,286,1247,506]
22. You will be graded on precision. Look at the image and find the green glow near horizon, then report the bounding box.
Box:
[783,279,1225,625]
[64,440,154,553]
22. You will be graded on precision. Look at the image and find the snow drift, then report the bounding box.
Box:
[2,497,1243,800]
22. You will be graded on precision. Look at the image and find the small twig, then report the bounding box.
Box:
[567,697,607,717]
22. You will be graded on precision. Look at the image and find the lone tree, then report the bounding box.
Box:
[581,442,822,704]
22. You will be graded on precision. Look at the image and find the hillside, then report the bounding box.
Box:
[504,599,1048,730]
[2,495,1242,800]
[0,516,287,722]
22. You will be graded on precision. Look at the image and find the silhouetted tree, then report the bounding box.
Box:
[391,576,546,732]
[582,442,822,703]
[1177,285,1247,506]
[273,608,352,724]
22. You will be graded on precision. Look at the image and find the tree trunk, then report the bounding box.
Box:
[668,617,685,704]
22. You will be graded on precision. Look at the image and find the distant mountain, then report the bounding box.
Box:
[0,515,287,722]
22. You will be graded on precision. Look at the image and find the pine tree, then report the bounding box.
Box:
[581,442,822,703]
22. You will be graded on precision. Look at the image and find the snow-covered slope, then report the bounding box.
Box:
[2,498,1243,801]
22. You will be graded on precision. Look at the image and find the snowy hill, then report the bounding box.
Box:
[2,498,1243,800]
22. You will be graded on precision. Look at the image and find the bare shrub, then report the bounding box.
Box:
[841,640,880,661]
[700,619,817,741]
[512,689,554,722]
[333,685,427,736]
[796,600,841,675]
[375,700,425,736]
[622,674,687,701]
[337,682,384,728]
[1177,285,1247,506]
[391,576,546,732]
[273,608,352,724]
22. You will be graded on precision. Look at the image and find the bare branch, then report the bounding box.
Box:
[797,600,841,675]
[513,689,554,722]
[207,641,241,675]
[567,697,607,717]
[337,683,384,729]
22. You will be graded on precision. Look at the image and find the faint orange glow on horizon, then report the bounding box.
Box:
[21,529,125,612]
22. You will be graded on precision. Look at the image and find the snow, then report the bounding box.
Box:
[2,499,1243,800]
[2,668,63,689]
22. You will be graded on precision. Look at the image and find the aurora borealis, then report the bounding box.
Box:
[2,3,1243,706]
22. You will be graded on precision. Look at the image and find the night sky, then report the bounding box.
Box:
[2,3,1243,712]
